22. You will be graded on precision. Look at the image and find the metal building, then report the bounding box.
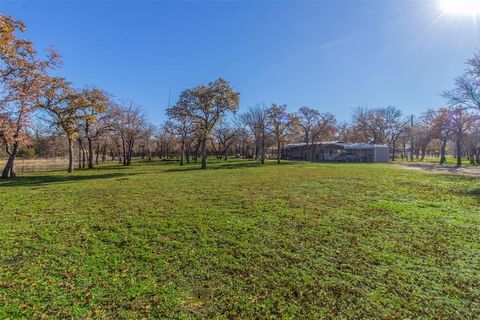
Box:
[282,141,390,163]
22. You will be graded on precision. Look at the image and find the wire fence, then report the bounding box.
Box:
[0,158,115,173]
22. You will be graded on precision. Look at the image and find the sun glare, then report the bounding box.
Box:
[440,0,480,16]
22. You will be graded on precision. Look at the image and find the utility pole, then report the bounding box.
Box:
[409,115,414,161]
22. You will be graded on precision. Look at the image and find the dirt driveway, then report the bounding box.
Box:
[393,162,480,176]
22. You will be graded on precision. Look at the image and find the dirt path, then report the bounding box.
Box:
[393,162,480,177]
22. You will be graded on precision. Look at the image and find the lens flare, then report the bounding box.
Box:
[440,0,480,16]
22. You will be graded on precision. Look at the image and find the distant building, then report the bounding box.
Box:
[282,141,389,163]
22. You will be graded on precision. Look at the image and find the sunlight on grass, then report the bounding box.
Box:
[0,159,479,318]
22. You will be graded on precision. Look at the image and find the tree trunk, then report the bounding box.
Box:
[82,147,86,169]
[277,141,281,164]
[95,142,100,165]
[67,138,74,174]
[201,137,207,169]
[193,141,200,164]
[440,138,447,164]
[1,143,18,178]
[180,139,185,166]
[126,147,131,165]
[420,147,426,161]
[122,138,127,166]
[102,143,107,163]
[261,131,265,164]
[78,140,82,169]
[87,137,94,169]
[391,141,396,161]
[303,133,309,160]
[409,143,414,161]
[456,136,462,167]
[126,140,134,166]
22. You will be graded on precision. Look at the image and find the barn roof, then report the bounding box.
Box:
[285,141,388,149]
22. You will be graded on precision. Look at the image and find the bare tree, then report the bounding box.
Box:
[464,122,480,164]
[450,106,476,166]
[110,102,146,166]
[422,108,452,164]
[155,124,178,160]
[295,106,320,145]
[315,112,337,142]
[443,51,480,111]
[352,106,403,145]
[166,104,196,166]
[388,117,407,161]
[232,123,251,158]
[240,104,269,164]
[291,107,338,160]
[139,123,156,161]
[267,103,291,164]
[213,123,236,161]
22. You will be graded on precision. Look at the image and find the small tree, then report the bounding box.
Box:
[172,78,239,169]
[110,102,145,166]
[315,112,337,141]
[38,77,83,173]
[267,103,291,164]
[450,106,476,166]
[213,123,236,161]
[240,104,269,163]
[423,108,452,164]
[293,107,338,160]
[296,106,320,145]
[166,105,196,166]
[139,123,156,161]
[77,88,109,169]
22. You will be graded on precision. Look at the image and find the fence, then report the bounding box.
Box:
[0,158,116,173]
[0,158,73,173]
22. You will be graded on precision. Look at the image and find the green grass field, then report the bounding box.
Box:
[0,159,479,319]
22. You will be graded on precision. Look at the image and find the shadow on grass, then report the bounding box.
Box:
[395,162,480,176]
[464,187,480,197]
[0,172,133,187]
[78,160,174,171]
[164,160,298,173]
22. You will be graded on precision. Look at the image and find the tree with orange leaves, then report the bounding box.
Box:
[0,14,60,178]
[38,77,84,173]
[76,88,110,169]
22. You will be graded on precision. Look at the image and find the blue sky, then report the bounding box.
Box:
[1,0,479,124]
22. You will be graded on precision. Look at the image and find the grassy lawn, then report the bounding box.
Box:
[0,159,479,319]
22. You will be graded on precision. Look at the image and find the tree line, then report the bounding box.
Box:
[1,15,480,178]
